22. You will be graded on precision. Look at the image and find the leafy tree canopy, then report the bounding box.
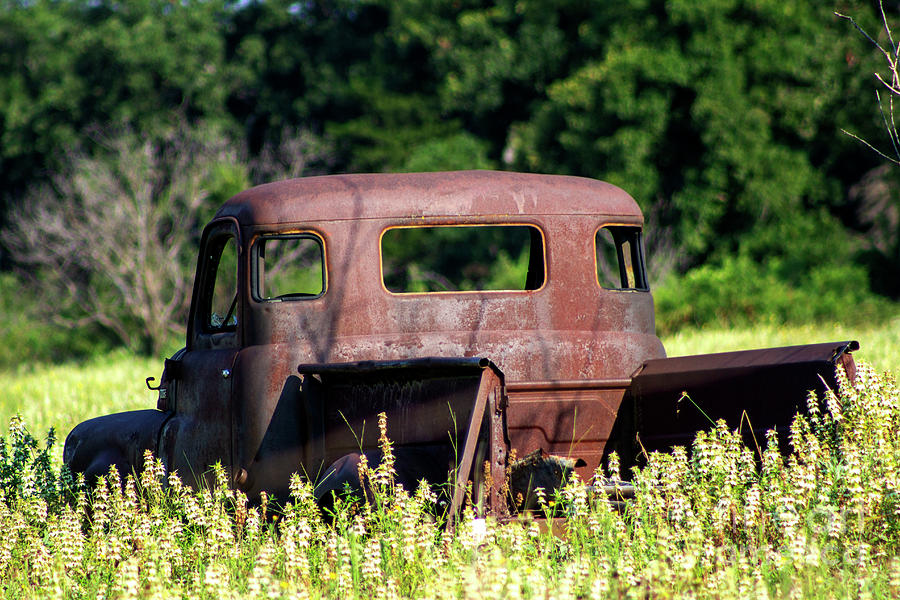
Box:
[0,0,898,353]
[0,0,234,200]
[381,1,893,270]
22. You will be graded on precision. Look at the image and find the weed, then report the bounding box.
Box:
[1,364,900,598]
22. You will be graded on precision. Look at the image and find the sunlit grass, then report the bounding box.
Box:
[662,318,900,376]
[0,350,159,462]
[0,321,894,598]
[0,319,896,597]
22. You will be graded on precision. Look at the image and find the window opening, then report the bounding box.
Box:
[208,236,238,330]
[596,226,648,290]
[253,234,325,301]
[381,225,544,293]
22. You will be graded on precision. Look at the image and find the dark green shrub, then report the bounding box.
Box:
[0,415,73,510]
[653,254,895,335]
[0,274,115,370]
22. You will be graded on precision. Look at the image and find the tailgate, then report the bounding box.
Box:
[617,341,858,466]
[297,356,509,518]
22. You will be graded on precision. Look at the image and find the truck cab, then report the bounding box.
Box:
[163,172,663,489]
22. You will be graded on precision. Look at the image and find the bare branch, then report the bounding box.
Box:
[836,11,890,57]
[878,0,899,67]
[876,89,900,162]
[4,119,329,355]
[874,72,900,95]
[840,128,900,164]
[838,4,900,165]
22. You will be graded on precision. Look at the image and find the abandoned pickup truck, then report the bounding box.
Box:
[64,171,857,515]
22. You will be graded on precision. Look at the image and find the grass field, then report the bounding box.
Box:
[663,320,900,377]
[0,324,898,598]
[0,350,158,463]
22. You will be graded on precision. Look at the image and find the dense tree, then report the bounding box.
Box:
[0,0,235,211]
[0,0,898,354]
[384,2,893,275]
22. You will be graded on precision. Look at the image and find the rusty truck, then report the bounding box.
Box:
[64,171,857,516]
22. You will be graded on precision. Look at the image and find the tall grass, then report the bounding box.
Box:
[0,324,897,597]
[663,320,900,377]
[1,361,899,597]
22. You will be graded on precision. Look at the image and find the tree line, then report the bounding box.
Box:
[0,0,897,357]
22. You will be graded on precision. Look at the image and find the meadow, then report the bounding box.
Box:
[1,324,899,598]
[663,322,900,375]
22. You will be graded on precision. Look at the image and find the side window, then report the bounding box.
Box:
[253,234,325,301]
[207,236,238,331]
[596,226,648,290]
[381,225,545,293]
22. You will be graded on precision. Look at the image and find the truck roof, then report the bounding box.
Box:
[215,170,644,226]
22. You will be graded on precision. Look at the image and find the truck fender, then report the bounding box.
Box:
[315,446,457,510]
[63,409,171,487]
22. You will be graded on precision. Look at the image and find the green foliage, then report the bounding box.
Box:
[381,225,535,292]
[0,0,234,202]
[1,0,899,365]
[402,132,495,172]
[0,415,69,511]
[503,1,877,258]
[654,203,898,333]
[653,253,895,335]
[0,273,114,370]
[204,161,253,210]
[384,0,896,287]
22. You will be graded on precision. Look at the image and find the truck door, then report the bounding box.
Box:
[158,219,241,489]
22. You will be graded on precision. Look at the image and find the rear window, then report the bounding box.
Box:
[252,234,325,301]
[381,225,545,293]
[596,226,648,290]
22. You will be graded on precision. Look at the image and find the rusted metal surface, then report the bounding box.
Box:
[63,170,857,515]
[64,410,170,485]
[504,379,631,481]
[217,171,645,225]
[614,341,859,468]
[289,357,508,516]
[228,173,662,383]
